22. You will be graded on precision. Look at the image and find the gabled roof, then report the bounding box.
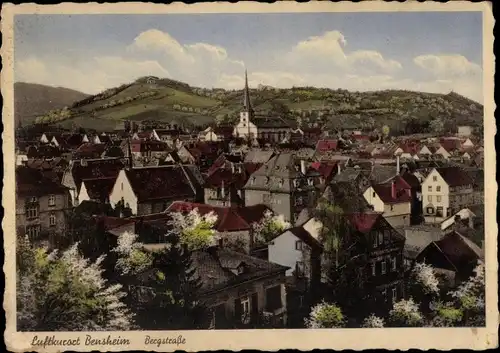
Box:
[346,213,381,233]
[434,167,474,187]
[372,182,412,204]
[310,161,338,181]
[434,230,484,264]
[73,143,107,159]
[124,165,196,202]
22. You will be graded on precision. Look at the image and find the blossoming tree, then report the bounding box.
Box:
[169,208,219,250]
[252,210,291,245]
[16,236,134,331]
[304,302,345,328]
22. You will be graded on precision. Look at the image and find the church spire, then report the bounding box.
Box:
[243,69,254,114]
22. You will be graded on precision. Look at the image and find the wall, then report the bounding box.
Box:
[78,182,91,203]
[268,230,304,276]
[16,193,69,240]
[363,187,385,212]
[422,169,450,223]
[234,112,258,138]
[203,273,287,328]
[109,170,139,215]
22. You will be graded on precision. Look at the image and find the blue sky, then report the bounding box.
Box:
[14,12,483,102]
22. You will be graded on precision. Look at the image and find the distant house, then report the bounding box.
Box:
[268,226,322,284]
[457,125,474,138]
[421,167,474,223]
[315,139,339,154]
[109,165,197,215]
[16,167,71,245]
[243,153,316,223]
[363,175,412,228]
[417,230,484,285]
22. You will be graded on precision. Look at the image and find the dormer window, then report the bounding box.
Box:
[251,177,256,185]
[307,178,314,186]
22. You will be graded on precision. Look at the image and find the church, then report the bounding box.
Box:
[233,71,293,143]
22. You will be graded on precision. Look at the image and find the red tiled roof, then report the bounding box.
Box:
[435,167,474,187]
[372,182,412,204]
[167,201,252,232]
[347,213,381,233]
[125,166,196,202]
[316,139,338,153]
[310,161,338,180]
[439,138,462,152]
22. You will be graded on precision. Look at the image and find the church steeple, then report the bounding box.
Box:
[243,69,254,114]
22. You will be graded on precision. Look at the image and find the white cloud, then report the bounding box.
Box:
[285,30,402,76]
[15,29,482,103]
[414,54,482,79]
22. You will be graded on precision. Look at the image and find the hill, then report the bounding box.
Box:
[14,82,89,126]
[21,76,484,135]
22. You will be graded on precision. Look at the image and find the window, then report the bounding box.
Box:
[392,287,397,303]
[382,289,388,302]
[278,179,284,187]
[436,207,443,217]
[295,196,303,206]
[427,195,432,202]
[26,225,41,240]
[30,196,38,203]
[390,205,394,211]
[49,213,56,227]
[48,195,56,206]
[121,182,123,191]
[373,233,378,248]
[266,285,283,312]
[295,262,305,278]
[308,178,314,186]
[433,176,437,181]
[371,263,376,276]
[427,207,434,214]
[251,177,256,185]
[378,232,384,246]
[372,191,376,198]
[26,204,39,219]
[391,257,397,271]
[381,260,387,274]
[428,186,432,192]
[241,298,250,323]
[437,196,442,202]
[436,186,441,192]
[295,240,303,251]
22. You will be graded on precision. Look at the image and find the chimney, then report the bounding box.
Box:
[396,155,400,175]
[300,159,306,175]
[391,180,396,199]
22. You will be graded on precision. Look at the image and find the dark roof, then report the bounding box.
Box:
[73,143,107,159]
[68,158,124,192]
[433,231,484,266]
[125,166,196,202]
[204,167,249,189]
[192,247,288,294]
[16,166,69,197]
[288,226,322,249]
[435,167,474,186]
[401,171,421,188]
[372,177,412,204]
[234,204,273,224]
[82,177,116,201]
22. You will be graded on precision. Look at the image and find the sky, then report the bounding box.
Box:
[14,12,483,102]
